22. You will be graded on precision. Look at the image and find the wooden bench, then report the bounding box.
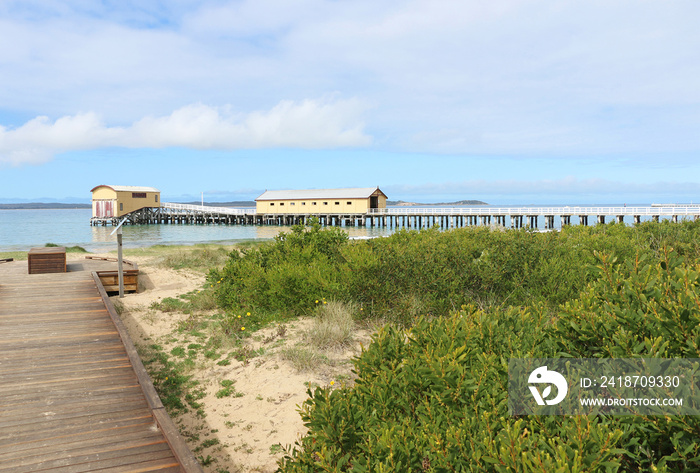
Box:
[28,247,66,274]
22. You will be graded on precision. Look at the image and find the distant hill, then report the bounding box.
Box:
[387,199,488,206]
[0,203,91,209]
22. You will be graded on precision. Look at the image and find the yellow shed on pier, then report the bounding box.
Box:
[255,187,387,215]
[91,185,161,218]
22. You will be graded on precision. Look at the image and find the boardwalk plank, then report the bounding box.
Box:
[0,426,164,465]
[0,407,155,444]
[0,391,149,427]
[0,440,172,473]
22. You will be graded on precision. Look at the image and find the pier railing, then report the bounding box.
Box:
[161,202,252,215]
[367,206,700,216]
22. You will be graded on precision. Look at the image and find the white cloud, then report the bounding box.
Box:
[0,98,371,165]
[0,1,699,156]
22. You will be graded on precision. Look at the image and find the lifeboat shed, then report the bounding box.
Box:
[91,185,161,223]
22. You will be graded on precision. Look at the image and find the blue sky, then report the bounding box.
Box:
[1,0,699,204]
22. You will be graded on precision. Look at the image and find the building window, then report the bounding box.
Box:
[132,192,146,198]
[335,202,340,205]
[270,203,275,206]
[120,203,123,211]
[347,201,352,205]
[312,202,317,205]
[302,202,306,206]
[290,202,295,206]
[155,195,159,202]
[280,202,285,206]
[323,202,328,206]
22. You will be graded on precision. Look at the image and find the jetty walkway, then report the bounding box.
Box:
[90,203,700,229]
[0,259,201,472]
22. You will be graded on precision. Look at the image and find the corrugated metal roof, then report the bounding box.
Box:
[91,185,160,193]
[256,187,385,201]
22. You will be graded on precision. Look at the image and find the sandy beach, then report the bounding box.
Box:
[93,249,373,473]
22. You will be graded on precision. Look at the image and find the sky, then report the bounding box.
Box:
[1,0,699,205]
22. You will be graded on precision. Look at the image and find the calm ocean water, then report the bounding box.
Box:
[0,208,395,252]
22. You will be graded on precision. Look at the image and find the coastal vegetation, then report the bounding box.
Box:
[8,224,698,471]
[206,219,700,472]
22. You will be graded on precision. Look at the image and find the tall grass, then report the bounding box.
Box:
[279,346,330,372]
[156,245,232,271]
[305,301,355,351]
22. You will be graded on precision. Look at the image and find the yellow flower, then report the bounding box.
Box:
[330,381,335,386]
[246,312,251,316]
[237,315,241,318]
[241,327,245,331]
[315,300,319,303]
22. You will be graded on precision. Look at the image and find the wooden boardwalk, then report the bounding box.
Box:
[0,260,201,473]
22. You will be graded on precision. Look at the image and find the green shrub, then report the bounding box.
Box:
[213,221,680,324]
[212,222,349,315]
[279,309,632,472]
[552,248,700,359]
[550,247,700,471]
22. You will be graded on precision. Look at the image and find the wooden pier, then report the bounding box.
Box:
[0,259,202,473]
[90,203,700,230]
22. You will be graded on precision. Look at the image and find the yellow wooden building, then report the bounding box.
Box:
[255,187,387,215]
[91,185,161,218]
